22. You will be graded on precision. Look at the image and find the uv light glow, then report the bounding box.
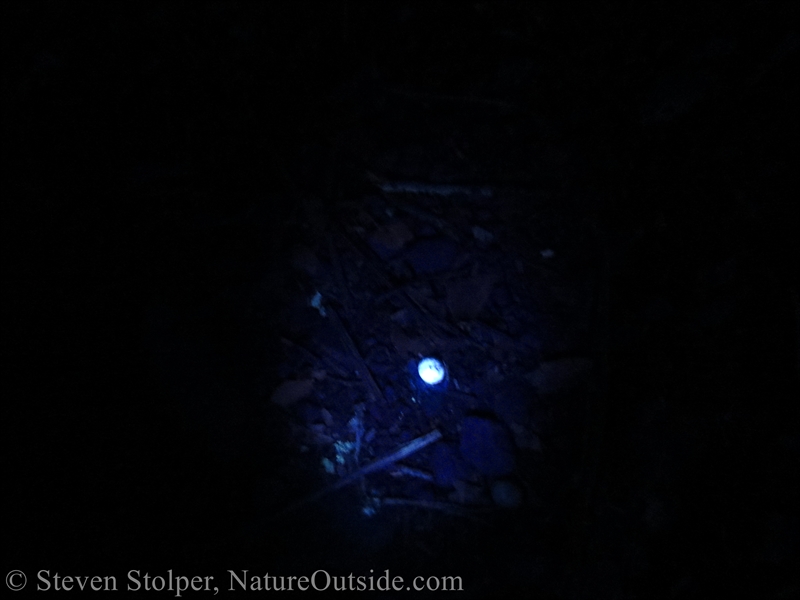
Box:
[418,358,446,385]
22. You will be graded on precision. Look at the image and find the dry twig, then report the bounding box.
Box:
[327,305,386,404]
[271,429,443,519]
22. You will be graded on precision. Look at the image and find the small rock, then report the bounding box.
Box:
[309,291,326,317]
[472,226,494,244]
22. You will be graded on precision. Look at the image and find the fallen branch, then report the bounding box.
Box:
[271,429,443,519]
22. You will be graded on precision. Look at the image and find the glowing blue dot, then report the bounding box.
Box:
[418,358,445,385]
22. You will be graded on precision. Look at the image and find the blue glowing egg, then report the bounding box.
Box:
[417,358,446,385]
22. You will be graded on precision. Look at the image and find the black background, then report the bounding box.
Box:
[4,2,798,597]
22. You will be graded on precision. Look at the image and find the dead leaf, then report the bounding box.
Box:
[271,379,314,407]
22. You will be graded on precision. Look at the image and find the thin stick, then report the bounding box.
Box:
[370,177,494,199]
[327,233,351,311]
[390,465,434,482]
[379,498,494,523]
[271,429,442,519]
[327,305,386,404]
